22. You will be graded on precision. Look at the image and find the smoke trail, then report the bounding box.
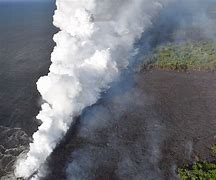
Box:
[15,0,171,178]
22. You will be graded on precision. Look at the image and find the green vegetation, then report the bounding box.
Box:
[179,162,216,180]
[212,145,216,154]
[141,41,216,71]
[179,145,216,180]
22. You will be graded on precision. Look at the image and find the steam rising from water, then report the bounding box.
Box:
[15,0,171,178]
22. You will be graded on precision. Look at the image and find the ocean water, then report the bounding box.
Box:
[0,1,56,134]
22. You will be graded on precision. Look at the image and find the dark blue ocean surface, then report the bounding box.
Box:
[0,1,57,134]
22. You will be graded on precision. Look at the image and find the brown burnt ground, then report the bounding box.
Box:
[136,70,216,179]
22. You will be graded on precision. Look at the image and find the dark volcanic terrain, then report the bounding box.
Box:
[44,70,216,180]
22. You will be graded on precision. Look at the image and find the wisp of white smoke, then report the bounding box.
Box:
[15,0,171,178]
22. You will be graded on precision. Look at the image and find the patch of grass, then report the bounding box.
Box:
[179,145,216,180]
[141,41,216,71]
[212,145,216,154]
[179,162,216,180]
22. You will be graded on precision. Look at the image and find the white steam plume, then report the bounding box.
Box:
[15,0,171,178]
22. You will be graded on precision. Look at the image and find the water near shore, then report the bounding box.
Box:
[0,1,56,133]
[0,1,56,177]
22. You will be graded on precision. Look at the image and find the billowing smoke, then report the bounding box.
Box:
[15,0,172,178]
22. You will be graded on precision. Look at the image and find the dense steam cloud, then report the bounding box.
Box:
[15,0,172,179]
[64,0,216,180]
